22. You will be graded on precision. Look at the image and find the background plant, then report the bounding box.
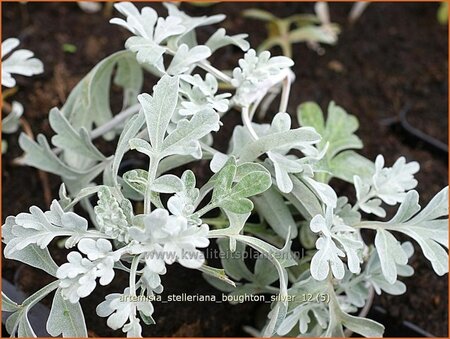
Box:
[1,38,43,153]
[2,2,448,338]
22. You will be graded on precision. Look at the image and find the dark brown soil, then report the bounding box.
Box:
[2,2,448,337]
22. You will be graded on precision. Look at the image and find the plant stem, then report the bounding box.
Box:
[144,157,160,214]
[241,106,259,140]
[200,141,219,155]
[353,221,380,230]
[249,95,263,120]
[20,280,60,308]
[197,60,233,84]
[91,103,141,139]
[278,75,292,113]
[196,203,217,218]
[129,254,142,296]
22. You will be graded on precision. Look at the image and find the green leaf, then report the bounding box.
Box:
[211,157,272,214]
[242,8,277,22]
[322,101,362,159]
[217,239,254,281]
[198,264,236,288]
[438,2,448,24]
[298,101,362,158]
[252,186,297,239]
[288,25,338,45]
[282,175,322,219]
[123,169,149,195]
[298,101,364,183]
[329,150,374,183]
[46,288,87,337]
[297,102,325,135]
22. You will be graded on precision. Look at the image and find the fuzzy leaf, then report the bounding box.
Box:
[112,111,145,185]
[282,175,322,219]
[329,150,374,183]
[161,108,220,158]
[252,186,297,239]
[62,50,143,140]
[298,101,363,182]
[2,38,43,88]
[375,188,449,276]
[19,133,82,180]
[135,75,220,160]
[2,292,20,313]
[49,108,106,162]
[152,174,184,193]
[208,211,251,251]
[140,75,179,153]
[46,288,87,337]
[2,101,23,133]
[94,187,132,242]
[205,28,250,52]
[167,44,211,75]
[211,157,272,214]
[123,169,148,195]
[374,229,408,284]
[3,200,89,256]
[198,265,236,288]
[237,127,320,163]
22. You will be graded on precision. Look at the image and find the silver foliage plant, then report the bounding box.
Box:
[2,3,448,338]
[1,38,44,153]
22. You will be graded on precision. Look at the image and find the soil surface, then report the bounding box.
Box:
[2,2,448,337]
